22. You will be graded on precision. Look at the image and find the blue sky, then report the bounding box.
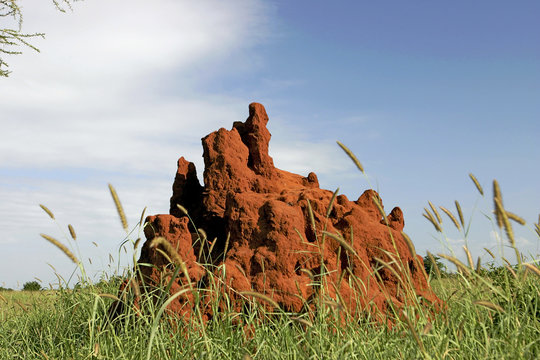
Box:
[1,0,538,289]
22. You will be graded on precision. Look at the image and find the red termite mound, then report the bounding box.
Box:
[125,103,440,321]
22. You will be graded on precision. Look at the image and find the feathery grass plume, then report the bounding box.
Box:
[455,200,465,229]
[484,247,495,259]
[524,263,540,277]
[372,196,387,224]
[493,180,504,228]
[401,232,416,258]
[322,231,358,258]
[108,184,128,232]
[40,234,79,264]
[150,237,191,287]
[98,293,121,301]
[337,141,364,173]
[176,204,189,216]
[241,291,280,310]
[139,206,147,226]
[92,241,98,247]
[134,237,141,250]
[476,256,482,273]
[535,223,540,238]
[197,228,207,241]
[223,232,230,260]
[67,224,76,240]
[326,188,339,218]
[290,316,313,328]
[469,173,484,196]
[505,211,526,225]
[423,208,442,232]
[473,300,504,313]
[39,204,55,219]
[505,264,517,279]
[494,197,515,246]
[0,294,6,303]
[437,253,470,276]
[422,322,433,335]
[427,251,441,278]
[440,206,461,230]
[428,201,442,224]
[307,199,316,232]
[300,268,314,280]
[463,245,474,269]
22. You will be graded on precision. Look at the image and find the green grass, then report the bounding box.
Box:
[1,167,538,359]
[1,269,538,359]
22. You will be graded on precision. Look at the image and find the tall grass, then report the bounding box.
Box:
[1,159,538,359]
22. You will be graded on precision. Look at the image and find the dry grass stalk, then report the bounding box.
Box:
[39,204,55,220]
[322,231,358,258]
[427,251,441,278]
[506,211,526,225]
[476,256,482,273]
[402,310,425,353]
[437,253,470,276]
[523,263,540,277]
[428,201,442,224]
[455,200,465,229]
[241,291,280,310]
[469,173,484,195]
[463,245,474,270]
[40,234,79,264]
[440,206,461,230]
[484,247,495,259]
[473,300,504,313]
[493,180,503,228]
[336,141,364,173]
[134,238,141,250]
[535,223,540,238]
[108,184,128,232]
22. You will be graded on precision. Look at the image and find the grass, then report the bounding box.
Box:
[1,159,539,359]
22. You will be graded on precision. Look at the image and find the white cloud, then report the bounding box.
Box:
[0,0,272,289]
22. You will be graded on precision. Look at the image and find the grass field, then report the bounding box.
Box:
[1,166,538,359]
[1,267,538,359]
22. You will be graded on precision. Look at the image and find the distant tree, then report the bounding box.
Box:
[22,280,42,291]
[423,254,447,277]
[0,286,13,291]
[1,0,79,77]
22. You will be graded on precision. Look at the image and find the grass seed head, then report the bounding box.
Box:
[336,141,364,173]
[108,184,128,232]
[469,173,484,196]
[40,233,79,264]
[67,224,76,240]
[39,204,55,220]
